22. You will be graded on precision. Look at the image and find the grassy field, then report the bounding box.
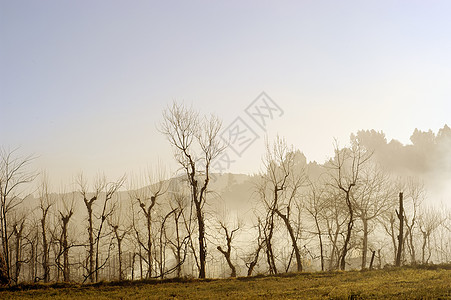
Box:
[1,267,451,299]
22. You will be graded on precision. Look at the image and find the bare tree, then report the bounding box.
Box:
[257,137,305,273]
[58,194,75,282]
[353,164,394,269]
[323,189,348,270]
[160,102,226,278]
[403,178,424,265]
[78,175,100,282]
[216,202,241,277]
[78,174,125,282]
[255,179,278,274]
[130,201,144,280]
[129,168,167,278]
[245,218,264,276]
[217,220,240,278]
[274,159,305,272]
[0,148,36,282]
[418,205,444,264]
[381,210,399,265]
[395,192,404,267]
[329,140,371,270]
[305,180,327,271]
[25,218,39,282]
[49,191,77,283]
[167,189,189,278]
[107,213,130,281]
[11,212,27,283]
[38,174,53,282]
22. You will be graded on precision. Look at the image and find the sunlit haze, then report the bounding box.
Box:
[1,1,450,185]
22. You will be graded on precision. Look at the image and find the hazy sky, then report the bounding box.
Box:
[1,1,450,185]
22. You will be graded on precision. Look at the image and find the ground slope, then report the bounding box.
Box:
[1,268,451,299]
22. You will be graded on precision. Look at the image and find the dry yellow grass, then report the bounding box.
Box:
[1,268,451,299]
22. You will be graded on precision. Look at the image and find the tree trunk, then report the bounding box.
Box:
[389,215,397,265]
[369,250,376,270]
[13,222,24,283]
[265,214,277,275]
[395,192,404,267]
[361,218,368,269]
[117,237,123,280]
[62,221,70,282]
[131,252,136,280]
[139,247,143,279]
[41,215,50,283]
[247,245,262,276]
[314,216,324,271]
[407,223,416,264]
[377,249,382,268]
[146,216,152,278]
[340,191,353,271]
[421,231,427,264]
[87,205,95,282]
[264,190,279,275]
[276,209,302,272]
[329,224,340,271]
[174,214,182,278]
[1,207,10,283]
[217,246,236,277]
[196,202,206,278]
[29,239,35,282]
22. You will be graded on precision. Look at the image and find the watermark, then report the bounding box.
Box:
[245,92,284,131]
[221,117,259,157]
[211,152,236,173]
[209,92,284,178]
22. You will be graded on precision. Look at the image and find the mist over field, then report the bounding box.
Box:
[1,2,451,298]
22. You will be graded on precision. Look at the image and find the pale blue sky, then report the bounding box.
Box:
[1,1,450,185]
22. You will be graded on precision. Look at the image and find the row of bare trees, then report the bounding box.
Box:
[1,103,451,284]
[251,135,450,274]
